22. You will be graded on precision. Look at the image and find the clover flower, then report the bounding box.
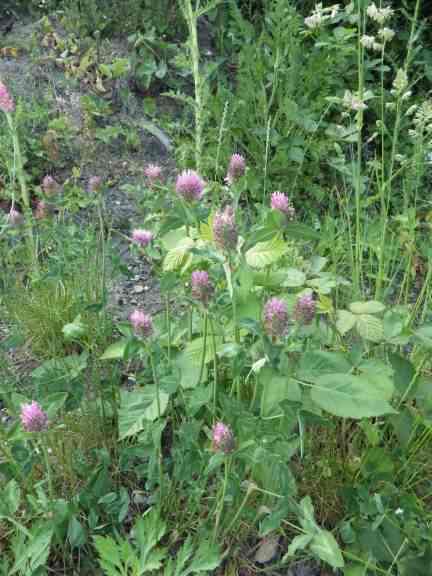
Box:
[42,175,61,197]
[294,293,316,325]
[8,208,24,227]
[367,2,393,25]
[176,169,205,202]
[225,153,246,185]
[20,401,48,432]
[88,176,102,193]
[213,206,238,251]
[212,422,235,454]
[191,270,213,306]
[132,229,153,246]
[144,164,162,184]
[129,310,153,337]
[271,192,295,219]
[0,81,14,113]
[34,200,49,220]
[263,297,288,338]
[378,27,395,42]
[343,90,367,112]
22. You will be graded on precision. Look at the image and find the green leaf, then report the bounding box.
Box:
[163,237,195,272]
[100,339,128,360]
[282,268,306,287]
[284,222,320,241]
[355,314,384,342]
[135,509,167,571]
[297,350,351,381]
[245,234,287,269]
[259,367,301,415]
[336,310,356,335]
[186,540,221,573]
[284,534,313,559]
[310,530,344,568]
[183,335,223,366]
[176,352,206,389]
[349,301,386,314]
[118,388,169,439]
[414,325,432,348]
[311,374,396,419]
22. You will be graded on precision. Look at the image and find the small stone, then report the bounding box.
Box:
[133,285,145,294]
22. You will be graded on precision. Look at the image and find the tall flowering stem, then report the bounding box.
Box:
[179,0,204,172]
[1,87,36,264]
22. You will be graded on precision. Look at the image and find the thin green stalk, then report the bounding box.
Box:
[223,481,256,537]
[40,439,54,501]
[209,315,218,416]
[213,456,230,542]
[181,0,203,171]
[198,310,208,385]
[354,5,365,297]
[149,347,164,499]
[165,296,172,364]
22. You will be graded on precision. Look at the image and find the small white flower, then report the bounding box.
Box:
[361,35,376,49]
[379,27,395,42]
[343,90,367,112]
[395,508,404,516]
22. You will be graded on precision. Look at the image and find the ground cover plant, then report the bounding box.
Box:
[0,1,432,575]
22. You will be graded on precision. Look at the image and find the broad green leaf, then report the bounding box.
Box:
[358,359,394,400]
[310,530,344,568]
[259,367,301,415]
[284,222,320,241]
[355,314,384,342]
[176,352,207,389]
[282,268,306,287]
[336,310,356,335]
[311,374,396,419]
[161,227,188,250]
[349,301,386,314]
[245,234,287,269]
[100,339,128,360]
[414,325,432,349]
[183,335,223,366]
[297,350,351,381]
[284,534,313,559]
[118,388,169,439]
[163,237,195,271]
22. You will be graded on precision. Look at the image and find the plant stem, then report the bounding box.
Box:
[182,0,203,171]
[209,315,218,416]
[166,296,171,365]
[149,347,164,499]
[213,456,230,542]
[198,310,208,385]
[40,438,54,501]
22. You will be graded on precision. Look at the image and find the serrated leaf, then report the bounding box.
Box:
[311,374,396,418]
[336,310,356,335]
[355,314,384,342]
[245,234,287,269]
[310,530,344,568]
[349,300,386,314]
[186,540,221,573]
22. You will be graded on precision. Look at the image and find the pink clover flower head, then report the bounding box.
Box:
[42,175,60,197]
[191,270,213,306]
[212,206,238,252]
[263,297,288,338]
[225,153,246,185]
[20,401,48,432]
[0,81,14,113]
[34,200,49,220]
[294,293,316,325]
[129,309,153,337]
[175,169,205,202]
[144,163,162,184]
[212,421,235,454]
[271,192,295,219]
[132,228,153,247]
[88,176,102,193]
[8,208,24,227]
